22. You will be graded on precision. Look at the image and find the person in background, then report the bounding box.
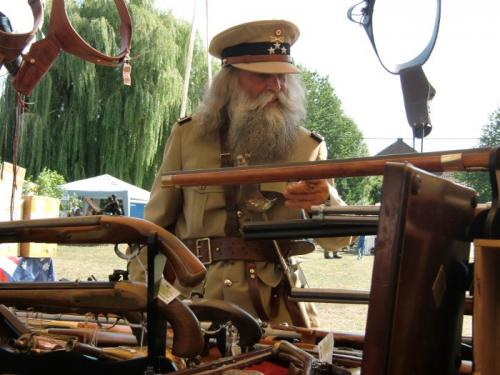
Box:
[357,235,366,260]
[324,248,342,259]
[129,19,352,328]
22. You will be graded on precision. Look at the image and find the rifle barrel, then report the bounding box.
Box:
[161,147,491,187]
[242,218,378,239]
[289,288,371,304]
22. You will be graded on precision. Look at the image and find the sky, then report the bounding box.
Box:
[2,0,500,155]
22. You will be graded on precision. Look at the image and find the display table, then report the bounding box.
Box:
[0,256,56,282]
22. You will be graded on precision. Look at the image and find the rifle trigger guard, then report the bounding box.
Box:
[114,243,142,260]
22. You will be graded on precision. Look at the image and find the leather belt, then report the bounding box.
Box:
[183,237,315,265]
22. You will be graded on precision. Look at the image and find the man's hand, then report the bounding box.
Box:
[283,179,330,210]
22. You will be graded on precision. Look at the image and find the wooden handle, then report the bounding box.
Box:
[0,216,206,288]
[188,298,262,348]
[157,297,204,358]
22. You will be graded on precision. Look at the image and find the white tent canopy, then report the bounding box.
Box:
[61,174,150,216]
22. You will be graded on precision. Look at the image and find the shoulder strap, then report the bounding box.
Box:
[12,0,132,96]
[49,0,132,66]
[219,116,240,236]
[0,0,44,65]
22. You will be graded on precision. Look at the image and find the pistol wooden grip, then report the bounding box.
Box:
[156,298,203,358]
[158,234,206,288]
[188,299,262,348]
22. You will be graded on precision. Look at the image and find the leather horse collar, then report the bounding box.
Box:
[0,0,43,71]
[10,0,132,95]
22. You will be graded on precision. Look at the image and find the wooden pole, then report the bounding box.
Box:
[180,0,198,118]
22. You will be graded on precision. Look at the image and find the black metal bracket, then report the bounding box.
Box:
[146,233,167,373]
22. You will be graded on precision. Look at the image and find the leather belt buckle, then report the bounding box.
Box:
[195,237,212,265]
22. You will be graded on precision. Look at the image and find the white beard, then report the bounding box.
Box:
[227,90,302,164]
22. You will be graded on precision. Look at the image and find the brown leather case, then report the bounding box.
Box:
[362,162,476,375]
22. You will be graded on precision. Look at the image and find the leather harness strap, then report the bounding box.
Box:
[283,282,308,327]
[215,117,314,324]
[246,262,270,321]
[0,0,43,66]
[218,118,272,322]
[219,118,240,237]
[12,0,132,95]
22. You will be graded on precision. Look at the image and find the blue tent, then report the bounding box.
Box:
[61,174,150,218]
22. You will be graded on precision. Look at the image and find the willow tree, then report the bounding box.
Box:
[0,0,209,188]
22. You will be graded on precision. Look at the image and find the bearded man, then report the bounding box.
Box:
[130,20,352,328]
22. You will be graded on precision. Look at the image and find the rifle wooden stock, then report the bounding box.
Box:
[13,333,67,352]
[14,311,127,326]
[161,147,491,187]
[0,281,204,358]
[36,321,133,334]
[14,333,144,360]
[0,216,206,288]
[45,328,138,346]
[0,304,30,338]
[69,342,145,360]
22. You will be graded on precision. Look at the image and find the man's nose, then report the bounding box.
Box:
[265,74,282,93]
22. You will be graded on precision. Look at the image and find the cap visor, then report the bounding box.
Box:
[232,62,300,74]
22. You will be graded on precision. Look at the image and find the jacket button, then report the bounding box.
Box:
[224,279,233,287]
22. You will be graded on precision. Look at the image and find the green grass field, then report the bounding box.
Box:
[52,244,471,335]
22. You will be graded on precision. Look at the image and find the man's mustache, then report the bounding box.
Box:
[248,91,290,112]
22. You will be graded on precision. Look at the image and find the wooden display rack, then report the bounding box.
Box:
[473,239,500,375]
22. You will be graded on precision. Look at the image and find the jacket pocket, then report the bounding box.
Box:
[183,185,225,236]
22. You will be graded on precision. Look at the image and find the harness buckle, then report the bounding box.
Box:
[195,237,212,265]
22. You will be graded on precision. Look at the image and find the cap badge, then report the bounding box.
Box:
[268,31,287,55]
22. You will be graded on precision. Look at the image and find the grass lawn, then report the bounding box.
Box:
[52,244,472,335]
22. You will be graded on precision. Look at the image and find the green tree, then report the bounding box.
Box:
[0,0,208,188]
[301,68,376,204]
[455,108,500,202]
[24,168,67,199]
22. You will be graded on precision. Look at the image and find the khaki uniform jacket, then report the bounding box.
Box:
[140,115,351,326]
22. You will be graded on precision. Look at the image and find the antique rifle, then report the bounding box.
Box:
[42,328,138,347]
[243,205,380,239]
[0,216,206,288]
[0,281,204,358]
[175,340,351,375]
[161,147,490,187]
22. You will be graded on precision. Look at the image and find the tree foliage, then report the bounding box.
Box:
[454,108,500,202]
[0,0,208,188]
[301,69,377,204]
[24,168,66,199]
